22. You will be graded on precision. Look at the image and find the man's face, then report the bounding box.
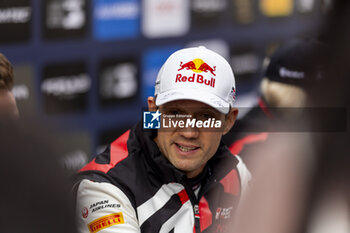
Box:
[150,99,237,178]
[0,90,19,118]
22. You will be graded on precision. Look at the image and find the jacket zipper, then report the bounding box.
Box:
[193,204,200,233]
[183,175,216,233]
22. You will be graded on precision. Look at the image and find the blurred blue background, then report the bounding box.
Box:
[0,0,329,169]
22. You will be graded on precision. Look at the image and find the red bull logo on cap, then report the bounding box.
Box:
[178,58,216,76]
[176,59,216,88]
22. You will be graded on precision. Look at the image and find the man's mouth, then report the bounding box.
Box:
[175,143,200,152]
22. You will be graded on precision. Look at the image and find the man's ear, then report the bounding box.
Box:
[147,96,157,111]
[223,108,238,135]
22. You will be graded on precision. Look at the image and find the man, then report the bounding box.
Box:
[75,46,251,233]
[0,53,19,118]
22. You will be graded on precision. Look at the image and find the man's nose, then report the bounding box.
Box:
[177,127,199,139]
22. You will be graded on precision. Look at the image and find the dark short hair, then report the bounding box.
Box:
[0,53,14,90]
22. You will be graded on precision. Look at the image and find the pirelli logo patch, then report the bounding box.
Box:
[88,212,124,233]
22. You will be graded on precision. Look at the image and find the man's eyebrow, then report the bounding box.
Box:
[197,108,219,114]
[163,105,218,113]
[161,105,183,111]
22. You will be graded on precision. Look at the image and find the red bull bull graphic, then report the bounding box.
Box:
[197,62,216,76]
[178,58,216,76]
[178,61,197,71]
[176,59,216,87]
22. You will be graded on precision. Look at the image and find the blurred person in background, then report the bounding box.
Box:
[0,119,77,233]
[304,0,350,232]
[0,52,19,118]
[0,52,87,177]
[223,37,330,172]
[229,1,350,233]
[75,46,251,233]
[0,54,82,231]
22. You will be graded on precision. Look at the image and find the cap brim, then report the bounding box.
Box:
[155,89,230,114]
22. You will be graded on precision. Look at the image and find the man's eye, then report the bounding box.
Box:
[166,110,180,115]
[197,113,214,120]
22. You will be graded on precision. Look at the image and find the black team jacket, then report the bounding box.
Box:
[75,122,251,233]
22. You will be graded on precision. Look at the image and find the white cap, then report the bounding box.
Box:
[154,46,236,114]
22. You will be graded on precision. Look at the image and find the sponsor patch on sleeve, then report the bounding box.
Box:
[88,212,124,233]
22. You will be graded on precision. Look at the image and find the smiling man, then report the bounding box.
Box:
[76,46,251,233]
[150,100,234,179]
